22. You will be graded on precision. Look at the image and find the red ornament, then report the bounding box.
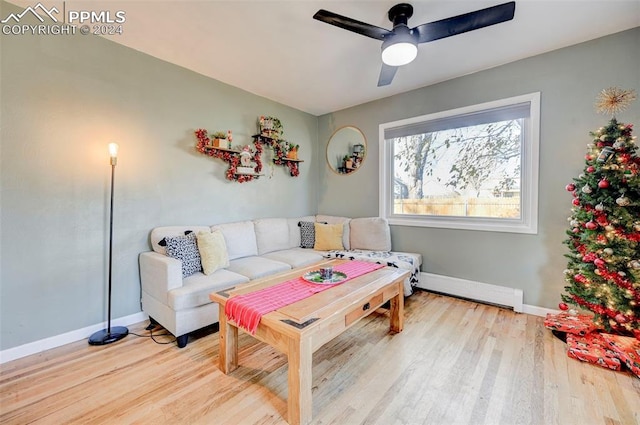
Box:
[559,302,569,311]
[566,183,576,192]
[597,141,605,148]
[572,228,580,233]
[585,221,597,230]
[594,258,606,268]
[572,198,580,206]
[598,179,610,189]
[586,166,595,173]
[585,154,594,161]
[615,314,629,324]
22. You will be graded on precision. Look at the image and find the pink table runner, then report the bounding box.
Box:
[225,261,385,334]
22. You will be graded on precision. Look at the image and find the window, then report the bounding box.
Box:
[379,92,540,234]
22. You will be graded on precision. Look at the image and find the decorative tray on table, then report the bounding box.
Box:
[302,270,347,285]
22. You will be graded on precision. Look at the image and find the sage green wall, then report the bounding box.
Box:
[0,1,318,350]
[318,27,640,309]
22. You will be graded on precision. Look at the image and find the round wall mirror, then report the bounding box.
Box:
[326,126,367,175]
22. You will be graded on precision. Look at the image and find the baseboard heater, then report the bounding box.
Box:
[417,272,524,313]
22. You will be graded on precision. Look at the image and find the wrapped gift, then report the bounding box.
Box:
[566,332,621,371]
[600,334,640,378]
[544,312,598,336]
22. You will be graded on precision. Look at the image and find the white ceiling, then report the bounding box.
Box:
[8,1,640,115]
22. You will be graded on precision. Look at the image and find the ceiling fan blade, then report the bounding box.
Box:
[412,1,515,44]
[377,64,398,87]
[313,9,392,41]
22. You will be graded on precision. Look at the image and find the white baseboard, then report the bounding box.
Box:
[417,272,556,316]
[522,304,559,317]
[0,312,148,365]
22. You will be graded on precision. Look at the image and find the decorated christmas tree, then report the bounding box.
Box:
[561,87,640,338]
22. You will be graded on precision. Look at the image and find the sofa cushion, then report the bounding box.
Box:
[314,222,344,251]
[350,217,392,251]
[226,256,291,280]
[150,226,212,255]
[316,215,351,250]
[254,218,290,255]
[213,221,258,260]
[168,269,249,310]
[262,248,325,268]
[196,230,229,275]
[164,232,202,277]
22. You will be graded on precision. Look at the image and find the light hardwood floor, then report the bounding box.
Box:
[1,290,639,425]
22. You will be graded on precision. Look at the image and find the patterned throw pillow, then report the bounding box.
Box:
[164,232,202,277]
[299,221,318,248]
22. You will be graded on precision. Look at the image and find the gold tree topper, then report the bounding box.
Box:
[595,87,637,116]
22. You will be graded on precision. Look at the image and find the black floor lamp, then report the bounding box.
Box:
[89,143,129,345]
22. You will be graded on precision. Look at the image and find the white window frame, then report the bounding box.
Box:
[379,92,540,234]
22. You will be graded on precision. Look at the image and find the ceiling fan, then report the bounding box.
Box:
[313,2,516,87]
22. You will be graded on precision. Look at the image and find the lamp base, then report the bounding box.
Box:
[88,326,129,345]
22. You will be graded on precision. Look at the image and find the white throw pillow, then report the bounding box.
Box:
[350,217,391,251]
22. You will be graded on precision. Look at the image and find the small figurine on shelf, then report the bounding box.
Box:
[236,145,256,175]
[236,145,255,174]
[227,130,233,149]
[240,145,252,167]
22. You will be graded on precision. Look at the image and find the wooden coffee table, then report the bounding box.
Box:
[209,259,408,425]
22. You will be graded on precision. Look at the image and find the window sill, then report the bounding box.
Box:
[387,215,537,234]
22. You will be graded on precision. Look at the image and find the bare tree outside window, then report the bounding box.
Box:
[392,119,522,219]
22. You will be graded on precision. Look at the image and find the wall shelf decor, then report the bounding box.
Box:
[195,129,265,183]
[195,117,303,182]
[253,134,304,177]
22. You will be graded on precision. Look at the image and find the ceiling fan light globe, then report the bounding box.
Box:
[381,42,417,66]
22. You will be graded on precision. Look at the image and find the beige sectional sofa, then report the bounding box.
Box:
[139,215,421,347]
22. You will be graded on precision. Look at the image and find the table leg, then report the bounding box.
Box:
[389,280,404,333]
[218,304,238,373]
[287,336,313,425]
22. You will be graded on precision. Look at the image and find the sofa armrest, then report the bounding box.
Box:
[139,251,183,304]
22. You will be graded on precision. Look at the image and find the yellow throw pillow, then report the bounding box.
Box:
[313,222,344,251]
[196,230,229,275]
